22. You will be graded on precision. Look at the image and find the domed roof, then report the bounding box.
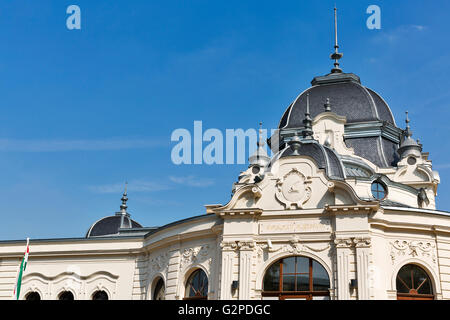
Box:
[276,138,346,180]
[279,73,396,129]
[273,72,403,168]
[86,214,142,238]
[86,187,143,238]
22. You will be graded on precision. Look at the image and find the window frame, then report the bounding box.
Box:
[371,180,387,200]
[183,269,209,300]
[262,256,330,300]
[396,264,434,300]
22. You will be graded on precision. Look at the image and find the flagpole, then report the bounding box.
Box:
[13,238,30,300]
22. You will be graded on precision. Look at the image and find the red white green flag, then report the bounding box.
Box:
[13,238,29,300]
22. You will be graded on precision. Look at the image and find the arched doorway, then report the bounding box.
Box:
[262,256,330,300]
[396,264,434,300]
[184,269,208,300]
[25,291,41,300]
[92,290,109,300]
[153,277,165,300]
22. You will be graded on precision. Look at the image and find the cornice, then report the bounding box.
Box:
[324,203,379,215]
[344,121,402,144]
[214,208,263,217]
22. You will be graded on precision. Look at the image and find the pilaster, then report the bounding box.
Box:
[353,237,372,300]
[334,238,352,300]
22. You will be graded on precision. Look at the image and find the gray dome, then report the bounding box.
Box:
[86,214,142,238]
[279,73,395,129]
[274,72,402,168]
[276,139,345,180]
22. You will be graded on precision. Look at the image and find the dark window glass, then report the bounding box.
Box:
[296,257,309,274]
[313,260,330,291]
[282,274,296,291]
[185,269,208,299]
[396,264,433,296]
[296,274,309,291]
[58,291,74,300]
[371,182,386,200]
[263,263,279,291]
[92,290,108,300]
[153,278,165,300]
[282,257,296,274]
[25,292,41,300]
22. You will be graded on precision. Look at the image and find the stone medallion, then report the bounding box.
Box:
[275,168,312,209]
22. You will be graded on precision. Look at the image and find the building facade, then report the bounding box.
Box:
[1,29,450,301]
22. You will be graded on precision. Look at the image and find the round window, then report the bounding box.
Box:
[407,157,417,165]
[371,181,387,200]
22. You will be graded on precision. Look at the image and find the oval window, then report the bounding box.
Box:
[371,181,387,200]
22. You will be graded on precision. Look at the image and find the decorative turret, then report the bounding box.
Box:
[398,111,422,159]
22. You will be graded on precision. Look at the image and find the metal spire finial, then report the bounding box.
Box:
[330,7,343,73]
[405,111,412,138]
[303,93,314,138]
[120,182,128,214]
[257,122,265,147]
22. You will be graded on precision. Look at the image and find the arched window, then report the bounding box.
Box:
[262,256,330,300]
[396,264,434,300]
[184,269,208,300]
[92,290,108,300]
[58,291,74,300]
[25,291,41,300]
[153,278,165,300]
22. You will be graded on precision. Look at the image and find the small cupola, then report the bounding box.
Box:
[397,111,422,160]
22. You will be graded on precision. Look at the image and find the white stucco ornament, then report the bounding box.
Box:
[275,168,312,209]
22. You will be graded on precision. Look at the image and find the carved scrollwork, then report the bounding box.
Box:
[237,241,256,251]
[149,252,169,274]
[275,168,312,209]
[220,241,239,251]
[334,238,353,248]
[390,240,436,264]
[353,237,372,248]
[180,245,210,270]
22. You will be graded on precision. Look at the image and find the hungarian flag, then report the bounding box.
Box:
[13,238,29,300]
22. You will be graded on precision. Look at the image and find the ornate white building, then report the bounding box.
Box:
[1,15,449,301]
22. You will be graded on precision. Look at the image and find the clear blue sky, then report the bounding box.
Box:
[1,0,449,240]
